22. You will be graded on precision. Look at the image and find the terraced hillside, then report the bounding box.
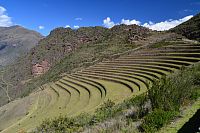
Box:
[0,24,152,107]
[0,40,200,132]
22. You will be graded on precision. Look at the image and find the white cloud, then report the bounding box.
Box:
[102,15,193,31]
[0,6,13,27]
[121,19,141,25]
[75,17,82,21]
[103,17,115,28]
[103,17,141,28]
[73,25,79,29]
[65,25,70,28]
[38,25,45,30]
[142,15,193,31]
[0,6,6,15]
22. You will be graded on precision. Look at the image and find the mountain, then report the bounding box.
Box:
[30,24,151,74]
[0,24,154,106]
[0,13,199,133]
[0,26,197,132]
[0,25,43,66]
[171,13,200,41]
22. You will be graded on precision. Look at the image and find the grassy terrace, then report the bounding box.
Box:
[72,73,132,101]
[77,72,137,92]
[90,65,174,75]
[1,42,200,132]
[70,74,107,98]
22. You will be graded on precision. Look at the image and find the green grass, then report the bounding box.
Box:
[1,83,76,132]
[94,69,157,84]
[67,75,105,98]
[82,69,149,90]
[69,75,133,103]
[88,67,162,79]
[1,87,47,132]
[58,79,90,115]
[149,41,176,48]
[91,65,172,75]
[78,71,137,92]
[70,74,107,98]
[2,41,200,132]
[0,94,39,131]
[63,76,104,112]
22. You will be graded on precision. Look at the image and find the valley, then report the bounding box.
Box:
[0,36,200,132]
[0,10,199,133]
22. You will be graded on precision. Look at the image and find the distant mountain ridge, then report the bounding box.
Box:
[0,25,43,66]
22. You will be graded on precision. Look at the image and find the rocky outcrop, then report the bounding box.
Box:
[32,60,50,76]
[30,24,152,68]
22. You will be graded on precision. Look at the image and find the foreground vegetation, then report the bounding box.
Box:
[35,63,200,133]
[141,65,200,133]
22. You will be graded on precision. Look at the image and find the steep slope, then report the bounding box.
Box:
[0,37,199,133]
[171,13,200,41]
[0,14,199,132]
[30,24,151,75]
[0,25,43,66]
[0,24,153,107]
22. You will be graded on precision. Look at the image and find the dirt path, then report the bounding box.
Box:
[0,70,12,102]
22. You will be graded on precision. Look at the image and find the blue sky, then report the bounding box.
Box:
[0,0,199,35]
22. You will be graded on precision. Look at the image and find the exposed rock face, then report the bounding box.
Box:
[32,60,50,76]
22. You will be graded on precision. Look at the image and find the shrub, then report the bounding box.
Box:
[190,86,200,100]
[91,100,116,124]
[192,71,200,85]
[74,113,92,127]
[141,109,178,133]
[148,71,194,111]
[123,94,147,109]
